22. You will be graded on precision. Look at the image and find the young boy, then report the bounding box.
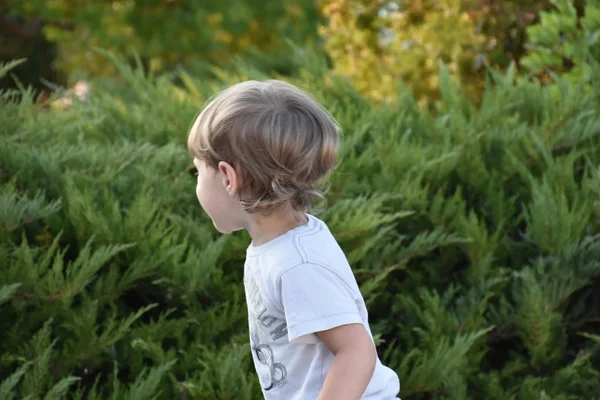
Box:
[187,80,400,400]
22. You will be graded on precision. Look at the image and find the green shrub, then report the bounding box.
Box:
[3,0,320,81]
[1,51,600,399]
[521,0,600,86]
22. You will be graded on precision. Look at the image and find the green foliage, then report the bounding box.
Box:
[0,59,27,81]
[4,0,321,81]
[1,50,600,399]
[521,0,600,85]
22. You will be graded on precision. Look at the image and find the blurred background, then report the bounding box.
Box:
[0,0,594,104]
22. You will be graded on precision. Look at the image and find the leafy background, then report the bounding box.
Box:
[1,0,600,399]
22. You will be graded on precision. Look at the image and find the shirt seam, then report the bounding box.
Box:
[280,261,361,300]
[287,311,362,332]
[245,215,319,258]
[292,223,323,263]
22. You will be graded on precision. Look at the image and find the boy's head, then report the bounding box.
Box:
[188,80,340,233]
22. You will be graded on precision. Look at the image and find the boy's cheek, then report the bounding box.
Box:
[195,184,207,207]
[196,191,213,218]
[195,186,201,203]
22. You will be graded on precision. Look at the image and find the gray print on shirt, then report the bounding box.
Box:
[247,273,288,341]
[256,310,288,341]
[251,328,287,391]
[246,272,288,391]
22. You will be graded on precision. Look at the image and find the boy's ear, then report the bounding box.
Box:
[218,161,239,196]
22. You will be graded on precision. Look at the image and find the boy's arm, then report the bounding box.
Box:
[316,323,377,400]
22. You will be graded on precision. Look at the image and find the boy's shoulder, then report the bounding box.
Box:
[245,215,363,321]
[246,214,348,278]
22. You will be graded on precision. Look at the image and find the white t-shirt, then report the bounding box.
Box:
[244,214,401,400]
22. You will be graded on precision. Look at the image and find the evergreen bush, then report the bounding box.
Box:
[521,0,600,86]
[1,50,600,399]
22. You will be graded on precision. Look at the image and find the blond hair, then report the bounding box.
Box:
[187,80,340,213]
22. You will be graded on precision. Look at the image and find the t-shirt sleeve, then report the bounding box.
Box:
[279,263,363,344]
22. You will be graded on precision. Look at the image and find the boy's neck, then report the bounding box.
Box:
[245,208,308,247]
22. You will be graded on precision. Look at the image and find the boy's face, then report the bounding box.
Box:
[193,157,244,233]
